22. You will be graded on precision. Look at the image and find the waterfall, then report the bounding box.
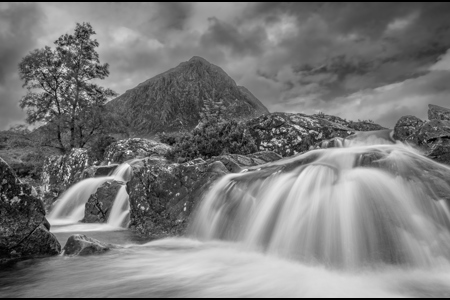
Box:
[189,131,450,269]
[48,162,132,228]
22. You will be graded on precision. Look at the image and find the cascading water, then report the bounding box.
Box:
[48,162,132,228]
[190,130,450,269]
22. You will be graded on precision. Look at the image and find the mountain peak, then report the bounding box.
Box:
[107,57,269,135]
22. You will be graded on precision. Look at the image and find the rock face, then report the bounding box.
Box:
[107,56,269,135]
[428,104,450,121]
[63,234,111,256]
[0,157,60,264]
[393,105,450,165]
[104,138,171,164]
[127,157,229,237]
[246,113,357,156]
[393,116,424,141]
[82,181,124,223]
[41,148,91,205]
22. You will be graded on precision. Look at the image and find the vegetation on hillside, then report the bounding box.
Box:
[159,118,258,162]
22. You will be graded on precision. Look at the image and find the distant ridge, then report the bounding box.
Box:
[107,56,269,135]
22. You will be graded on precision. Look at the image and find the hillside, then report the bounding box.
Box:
[107,56,269,135]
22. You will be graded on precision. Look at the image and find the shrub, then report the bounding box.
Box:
[165,119,257,161]
[88,135,117,163]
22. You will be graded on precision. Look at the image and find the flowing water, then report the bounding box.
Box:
[2,130,450,297]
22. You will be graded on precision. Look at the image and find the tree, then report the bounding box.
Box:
[18,22,117,153]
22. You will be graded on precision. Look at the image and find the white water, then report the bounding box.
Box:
[48,163,132,229]
[190,131,450,269]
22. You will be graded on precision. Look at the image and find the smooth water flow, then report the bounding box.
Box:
[48,163,132,228]
[190,131,450,269]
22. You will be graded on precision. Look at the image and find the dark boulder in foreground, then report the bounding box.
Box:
[127,157,229,238]
[63,234,112,256]
[0,157,60,264]
[393,115,424,142]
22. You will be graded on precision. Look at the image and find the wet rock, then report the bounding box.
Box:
[41,148,91,207]
[246,112,357,157]
[81,164,119,179]
[127,158,229,238]
[104,138,172,164]
[211,151,282,173]
[393,115,425,141]
[428,104,450,121]
[0,157,61,264]
[63,234,112,256]
[82,181,124,223]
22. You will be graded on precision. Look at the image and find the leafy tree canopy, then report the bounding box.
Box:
[19,22,117,153]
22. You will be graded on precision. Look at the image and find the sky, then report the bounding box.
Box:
[1,2,450,130]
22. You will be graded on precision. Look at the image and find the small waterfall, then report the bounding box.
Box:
[189,131,450,269]
[48,162,132,228]
[107,185,130,228]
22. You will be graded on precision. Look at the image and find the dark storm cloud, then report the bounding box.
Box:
[152,2,193,31]
[200,17,267,56]
[0,3,45,129]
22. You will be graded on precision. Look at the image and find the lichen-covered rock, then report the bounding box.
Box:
[246,112,356,156]
[63,234,112,256]
[0,157,61,264]
[41,148,91,207]
[393,115,424,141]
[313,114,386,132]
[413,119,450,164]
[127,158,229,238]
[428,104,450,121]
[82,180,124,223]
[211,151,282,173]
[104,138,172,164]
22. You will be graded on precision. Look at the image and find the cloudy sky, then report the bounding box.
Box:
[1,2,450,130]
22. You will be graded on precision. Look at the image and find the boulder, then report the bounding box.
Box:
[428,104,450,121]
[127,157,229,238]
[63,234,112,256]
[104,138,172,164]
[81,164,119,179]
[41,148,91,207]
[0,157,61,264]
[82,180,124,223]
[314,113,387,131]
[393,115,424,141]
[246,112,357,157]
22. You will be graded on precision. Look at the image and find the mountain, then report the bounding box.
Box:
[107,56,269,135]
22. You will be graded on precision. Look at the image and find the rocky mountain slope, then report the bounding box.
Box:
[107,56,269,135]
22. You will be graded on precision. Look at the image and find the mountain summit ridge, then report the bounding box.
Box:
[108,56,269,135]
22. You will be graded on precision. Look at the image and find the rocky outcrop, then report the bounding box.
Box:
[428,104,450,121]
[81,164,118,179]
[313,114,386,132]
[82,181,124,223]
[393,116,424,141]
[104,138,171,164]
[393,105,450,165]
[247,113,357,156]
[127,157,229,237]
[63,234,112,256]
[0,157,60,264]
[107,56,269,135]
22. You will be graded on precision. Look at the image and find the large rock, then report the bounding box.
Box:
[104,138,171,164]
[82,181,124,223]
[63,234,112,256]
[81,164,119,179]
[414,119,450,164]
[41,148,91,206]
[127,157,229,237]
[393,115,424,141]
[429,104,450,121]
[314,113,387,131]
[246,113,356,156]
[0,157,61,264]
